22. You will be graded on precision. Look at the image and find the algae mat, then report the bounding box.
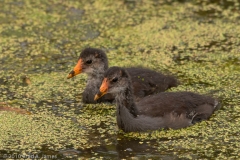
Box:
[0,0,239,159]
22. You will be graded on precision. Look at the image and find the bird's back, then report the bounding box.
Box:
[126,67,178,100]
[136,91,218,120]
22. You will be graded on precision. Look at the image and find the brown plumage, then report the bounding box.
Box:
[94,67,220,132]
[67,48,178,103]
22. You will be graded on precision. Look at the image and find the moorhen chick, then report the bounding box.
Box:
[67,48,178,103]
[94,67,220,132]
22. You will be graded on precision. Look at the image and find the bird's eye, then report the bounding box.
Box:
[86,60,92,64]
[112,77,118,82]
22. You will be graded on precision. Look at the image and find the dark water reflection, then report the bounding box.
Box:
[0,139,165,159]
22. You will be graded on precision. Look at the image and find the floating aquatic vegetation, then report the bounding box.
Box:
[0,0,239,159]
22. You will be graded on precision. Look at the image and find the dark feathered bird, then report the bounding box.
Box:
[94,66,220,132]
[67,48,178,104]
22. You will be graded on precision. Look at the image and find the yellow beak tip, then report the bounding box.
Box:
[67,75,72,79]
[67,70,76,79]
[94,95,100,101]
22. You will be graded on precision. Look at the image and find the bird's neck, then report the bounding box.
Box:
[83,70,105,103]
[86,67,106,86]
[87,65,107,81]
[115,87,145,132]
[115,87,139,117]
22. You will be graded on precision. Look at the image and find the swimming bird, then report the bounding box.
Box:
[94,66,220,132]
[67,48,178,104]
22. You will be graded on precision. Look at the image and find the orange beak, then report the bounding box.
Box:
[94,78,109,101]
[67,59,83,79]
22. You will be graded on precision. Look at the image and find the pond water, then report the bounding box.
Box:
[0,0,239,159]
